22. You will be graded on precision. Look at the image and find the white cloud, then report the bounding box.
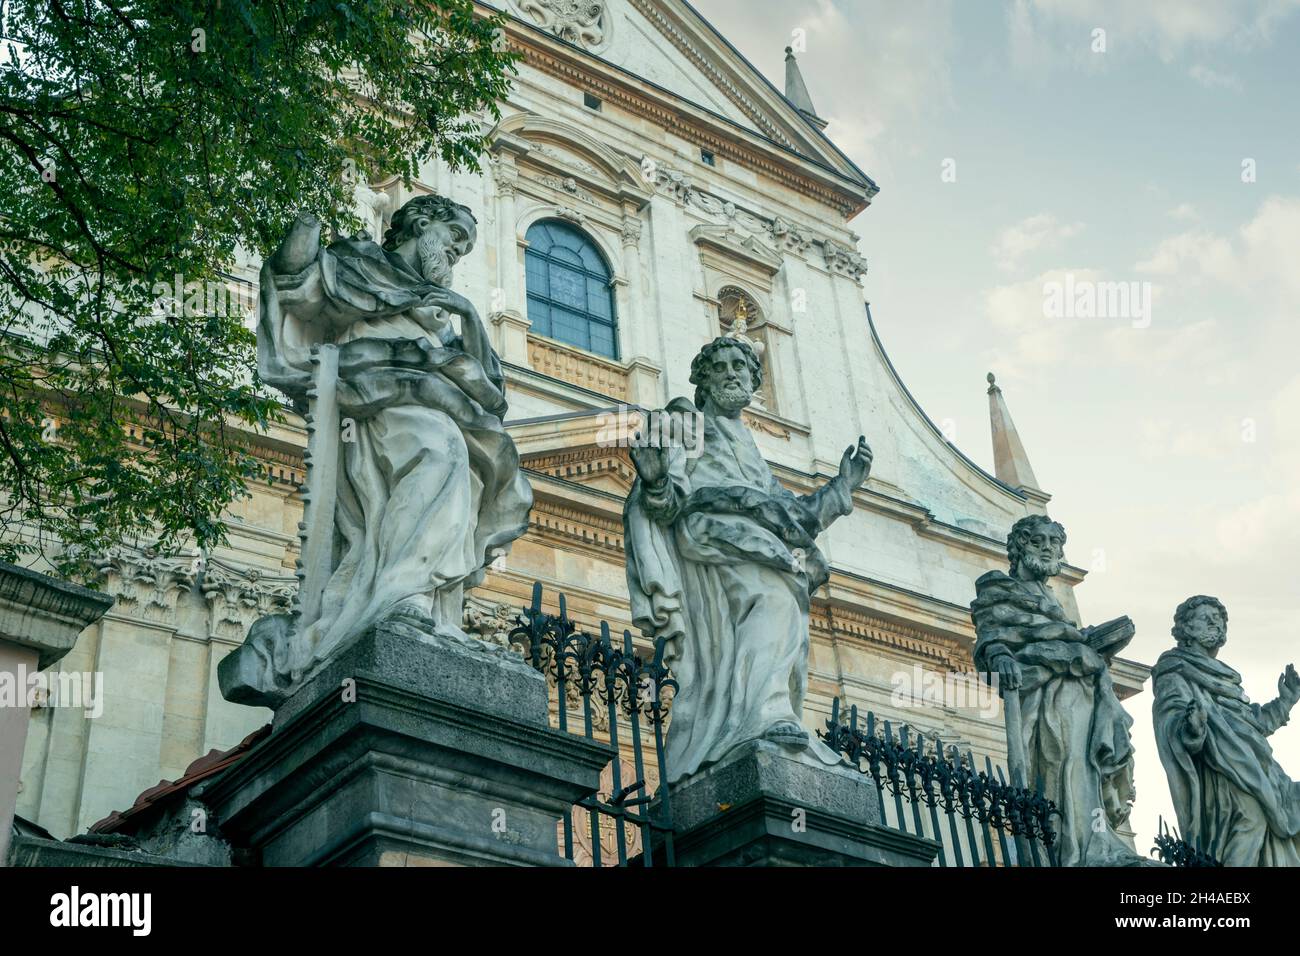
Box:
[1007,0,1300,67]
[991,214,1084,271]
[1137,196,1300,303]
[1188,63,1244,89]
[982,267,1102,375]
[1135,230,1236,280]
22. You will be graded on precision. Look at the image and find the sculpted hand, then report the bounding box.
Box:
[996,656,1023,692]
[839,435,872,489]
[629,434,670,486]
[1184,699,1208,740]
[1279,663,1300,708]
[1037,620,1084,642]
[420,286,475,319]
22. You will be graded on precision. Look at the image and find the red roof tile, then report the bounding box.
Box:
[88,724,271,834]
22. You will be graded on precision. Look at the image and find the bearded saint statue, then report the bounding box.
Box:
[220,194,532,707]
[623,336,872,783]
[971,514,1149,866]
[1153,595,1300,865]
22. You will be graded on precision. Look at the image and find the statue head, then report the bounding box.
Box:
[381,194,477,286]
[1006,514,1067,581]
[689,336,763,416]
[1171,595,1228,656]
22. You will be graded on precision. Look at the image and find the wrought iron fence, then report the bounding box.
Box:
[1151,817,1222,867]
[508,583,677,867]
[819,698,1060,866]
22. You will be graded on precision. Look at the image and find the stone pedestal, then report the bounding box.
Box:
[0,562,113,866]
[665,740,938,867]
[205,622,610,866]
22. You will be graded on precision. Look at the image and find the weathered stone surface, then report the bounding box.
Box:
[665,739,936,867]
[8,834,203,868]
[204,623,609,866]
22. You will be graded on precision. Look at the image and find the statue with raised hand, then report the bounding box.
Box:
[1153,595,1300,865]
[624,336,870,782]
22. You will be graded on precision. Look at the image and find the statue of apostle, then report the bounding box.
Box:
[971,514,1149,866]
[221,194,532,707]
[1153,595,1300,865]
[623,336,871,782]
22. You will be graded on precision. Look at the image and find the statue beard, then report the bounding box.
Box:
[1197,631,1226,652]
[707,380,752,414]
[1019,551,1061,580]
[416,229,453,286]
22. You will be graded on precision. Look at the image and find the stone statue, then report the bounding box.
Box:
[220,194,533,707]
[971,514,1148,866]
[623,336,871,783]
[1152,595,1300,865]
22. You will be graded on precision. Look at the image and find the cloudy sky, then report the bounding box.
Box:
[695,0,1300,849]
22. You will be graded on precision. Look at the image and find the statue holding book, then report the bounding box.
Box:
[971,514,1147,866]
[219,194,533,708]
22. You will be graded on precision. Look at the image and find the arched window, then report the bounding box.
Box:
[524,220,618,359]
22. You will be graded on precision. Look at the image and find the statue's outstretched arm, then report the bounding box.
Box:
[267,212,322,275]
[797,436,872,530]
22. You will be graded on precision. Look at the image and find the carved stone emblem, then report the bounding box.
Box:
[514,0,610,51]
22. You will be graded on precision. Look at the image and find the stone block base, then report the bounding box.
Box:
[665,740,938,867]
[204,623,610,866]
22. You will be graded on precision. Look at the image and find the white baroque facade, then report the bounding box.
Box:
[16,0,1148,843]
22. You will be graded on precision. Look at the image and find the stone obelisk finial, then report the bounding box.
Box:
[986,372,1049,509]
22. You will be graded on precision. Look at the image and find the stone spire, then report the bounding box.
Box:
[986,373,1050,508]
[784,47,828,130]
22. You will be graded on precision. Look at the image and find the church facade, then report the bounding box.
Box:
[16,0,1148,849]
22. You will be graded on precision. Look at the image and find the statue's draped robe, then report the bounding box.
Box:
[624,398,850,783]
[972,571,1141,866]
[1152,649,1300,865]
[255,237,532,684]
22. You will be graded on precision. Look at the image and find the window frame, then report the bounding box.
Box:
[523,219,620,360]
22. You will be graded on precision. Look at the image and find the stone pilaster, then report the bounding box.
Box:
[489,140,531,367]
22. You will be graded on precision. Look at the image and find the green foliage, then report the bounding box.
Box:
[0,0,518,574]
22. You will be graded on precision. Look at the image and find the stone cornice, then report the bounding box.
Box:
[0,561,113,669]
[624,0,794,149]
[505,28,870,218]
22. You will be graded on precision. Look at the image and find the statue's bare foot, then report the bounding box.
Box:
[763,721,808,743]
